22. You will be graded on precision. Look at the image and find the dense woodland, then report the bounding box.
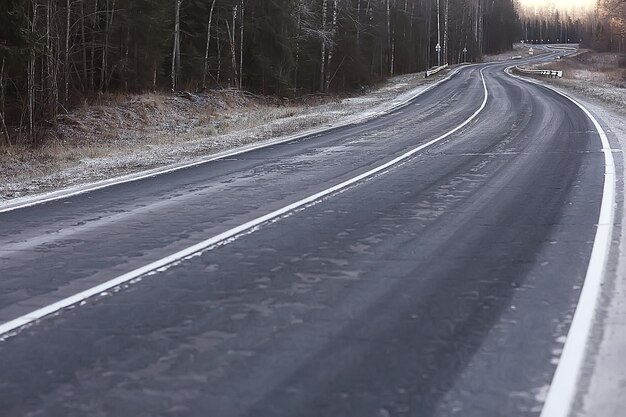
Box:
[1,0,520,145]
[518,6,586,45]
[518,0,626,52]
[589,0,626,52]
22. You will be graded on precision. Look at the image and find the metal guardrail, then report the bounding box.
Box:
[426,64,449,78]
[515,66,563,79]
[545,45,577,52]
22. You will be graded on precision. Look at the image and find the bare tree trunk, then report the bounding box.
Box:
[42,0,59,125]
[443,0,449,64]
[239,0,244,90]
[226,6,238,88]
[176,4,181,86]
[99,0,115,92]
[64,0,70,105]
[153,61,158,90]
[0,58,12,146]
[387,0,394,75]
[478,0,484,54]
[28,0,38,139]
[217,11,222,84]
[80,0,88,87]
[124,15,130,91]
[325,0,337,91]
[202,0,217,90]
[436,0,441,66]
[320,0,328,92]
[52,19,60,121]
[101,0,109,91]
[171,0,182,91]
[367,0,373,77]
[90,0,97,91]
[356,0,361,50]
[46,0,54,117]
[294,0,303,94]
[427,0,431,67]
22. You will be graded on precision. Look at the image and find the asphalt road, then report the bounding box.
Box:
[0,51,607,416]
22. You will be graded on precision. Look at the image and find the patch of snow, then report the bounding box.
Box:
[0,69,445,202]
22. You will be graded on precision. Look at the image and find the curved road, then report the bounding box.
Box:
[0,51,609,416]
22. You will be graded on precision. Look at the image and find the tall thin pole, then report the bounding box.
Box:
[239,0,244,90]
[436,0,441,67]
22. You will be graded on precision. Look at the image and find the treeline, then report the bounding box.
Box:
[0,0,519,146]
[519,9,585,45]
[589,0,626,52]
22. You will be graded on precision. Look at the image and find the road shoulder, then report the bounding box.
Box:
[0,68,464,210]
[574,96,626,417]
[0,69,459,205]
[535,83,626,417]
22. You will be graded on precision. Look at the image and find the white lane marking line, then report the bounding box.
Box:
[0,69,489,338]
[506,66,616,417]
[0,67,470,215]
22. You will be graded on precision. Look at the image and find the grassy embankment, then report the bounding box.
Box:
[0,71,440,200]
[531,51,626,112]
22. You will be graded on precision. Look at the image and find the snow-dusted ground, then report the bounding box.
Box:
[2,41,625,417]
[481,42,549,62]
[560,93,626,417]
[0,71,449,202]
[520,55,626,417]
[529,50,626,114]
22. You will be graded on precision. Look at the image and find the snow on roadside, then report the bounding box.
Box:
[564,95,626,417]
[526,50,626,114]
[0,71,446,202]
[519,62,626,417]
[481,42,546,62]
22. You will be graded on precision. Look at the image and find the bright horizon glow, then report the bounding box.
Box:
[519,0,594,11]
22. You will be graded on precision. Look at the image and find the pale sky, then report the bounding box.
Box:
[519,0,595,11]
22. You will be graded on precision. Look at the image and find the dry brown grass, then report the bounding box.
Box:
[528,51,626,113]
[535,51,626,87]
[1,69,441,200]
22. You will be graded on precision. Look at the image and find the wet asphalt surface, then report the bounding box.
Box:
[0,53,606,416]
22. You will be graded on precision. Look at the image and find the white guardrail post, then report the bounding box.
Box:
[426,63,449,78]
[515,66,563,79]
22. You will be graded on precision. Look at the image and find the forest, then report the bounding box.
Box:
[518,0,626,52]
[519,7,586,45]
[588,0,626,52]
[0,0,520,145]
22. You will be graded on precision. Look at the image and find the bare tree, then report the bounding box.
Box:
[320,0,328,92]
[239,0,244,89]
[386,0,391,74]
[325,0,338,91]
[0,58,11,146]
[443,0,449,64]
[45,0,60,122]
[80,0,88,87]
[101,0,115,92]
[202,0,217,90]
[225,4,238,88]
[436,0,441,66]
[599,0,626,51]
[171,0,182,91]
[295,0,304,93]
[64,0,71,105]
[28,0,38,138]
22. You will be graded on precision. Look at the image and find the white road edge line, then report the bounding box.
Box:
[506,66,616,417]
[0,69,489,338]
[0,66,470,215]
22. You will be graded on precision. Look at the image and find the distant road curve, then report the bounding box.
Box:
[0,48,614,417]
